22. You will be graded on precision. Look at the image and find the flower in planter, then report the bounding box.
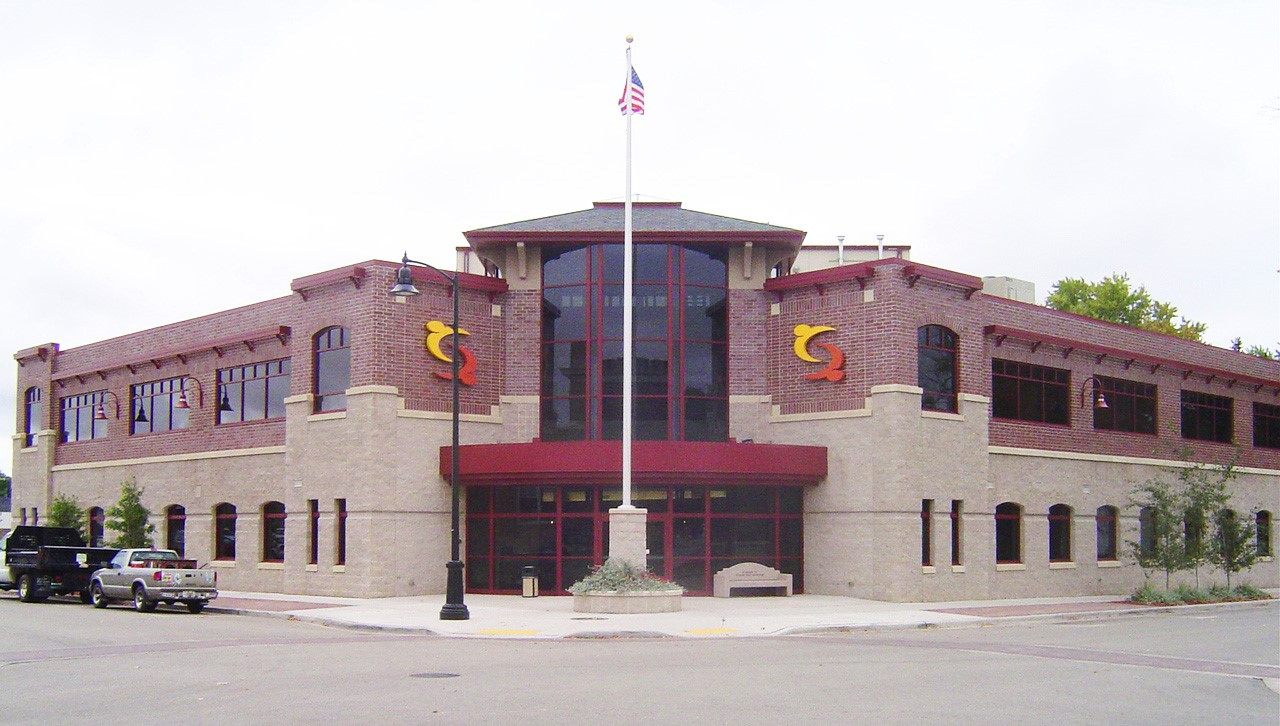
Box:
[568,558,683,594]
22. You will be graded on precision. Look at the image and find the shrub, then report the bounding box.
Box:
[567,558,682,594]
[1230,583,1272,601]
[1172,584,1209,604]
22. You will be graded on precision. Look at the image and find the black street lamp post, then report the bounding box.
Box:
[391,253,469,621]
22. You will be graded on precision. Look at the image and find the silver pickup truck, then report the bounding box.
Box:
[89,549,218,613]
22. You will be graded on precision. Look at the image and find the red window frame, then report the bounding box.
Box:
[918,326,958,413]
[1048,504,1072,562]
[1095,505,1118,561]
[334,499,347,566]
[214,503,237,561]
[262,501,286,563]
[314,327,350,413]
[166,505,186,557]
[995,502,1022,564]
[24,387,42,447]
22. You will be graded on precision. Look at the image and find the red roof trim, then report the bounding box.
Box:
[53,326,291,382]
[444,440,828,485]
[984,325,1280,393]
[290,265,367,294]
[764,258,981,297]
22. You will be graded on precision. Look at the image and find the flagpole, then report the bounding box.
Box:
[621,35,635,510]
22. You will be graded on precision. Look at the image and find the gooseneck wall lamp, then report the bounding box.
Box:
[174,376,205,410]
[391,252,469,621]
[1080,375,1109,410]
[93,390,122,421]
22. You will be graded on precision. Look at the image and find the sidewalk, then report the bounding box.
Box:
[206,590,1277,639]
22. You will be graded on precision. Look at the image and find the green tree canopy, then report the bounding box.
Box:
[105,479,155,548]
[48,494,88,538]
[1046,274,1206,342]
[0,471,10,499]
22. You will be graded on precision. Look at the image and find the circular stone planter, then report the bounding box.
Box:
[573,590,684,614]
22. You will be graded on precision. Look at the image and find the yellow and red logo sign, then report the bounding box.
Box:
[792,324,845,382]
[425,320,477,385]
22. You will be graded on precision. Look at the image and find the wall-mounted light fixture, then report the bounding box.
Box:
[173,376,205,410]
[1080,375,1109,410]
[93,390,122,420]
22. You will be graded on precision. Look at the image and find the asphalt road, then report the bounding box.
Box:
[0,594,1276,725]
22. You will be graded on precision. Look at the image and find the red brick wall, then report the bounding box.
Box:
[763,258,1279,469]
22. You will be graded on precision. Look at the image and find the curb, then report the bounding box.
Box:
[205,596,1277,640]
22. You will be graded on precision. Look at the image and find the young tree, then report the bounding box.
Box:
[1047,274,1206,342]
[47,493,88,539]
[1178,450,1233,588]
[1128,475,1186,589]
[0,471,11,499]
[1209,509,1259,588]
[105,479,155,548]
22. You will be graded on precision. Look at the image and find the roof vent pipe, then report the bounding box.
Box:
[876,234,884,260]
[837,235,845,265]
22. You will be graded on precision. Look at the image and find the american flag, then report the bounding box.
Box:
[618,68,644,115]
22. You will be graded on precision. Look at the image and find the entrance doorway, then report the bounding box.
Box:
[465,484,804,595]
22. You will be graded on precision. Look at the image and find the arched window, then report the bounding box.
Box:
[263,501,286,562]
[87,507,105,547]
[1139,506,1157,557]
[1048,504,1072,562]
[24,387,42,447]
[1095,506,1118,561]
[1258,511,1273,557]
[995,502,1022,564]
[314,327,350,413]
[917,325,958,412]
[214,503,237,560]
[166,505,186,557]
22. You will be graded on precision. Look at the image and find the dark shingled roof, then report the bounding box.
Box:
[466,202,802,235]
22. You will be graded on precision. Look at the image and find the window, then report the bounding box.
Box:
[87,507,105,547]
[918,326,958,412]
[1139,506,1157,556]
[1092,376,1156,434]
[166,505,186,557]
[995,502,1022,564]
[921,499,934,566]
[1254,402,1280,449]
[218,358,291,424]
[1258,511,1273,557]
[1215,509,1241,564]
[23,387,42,447]
[1096,506,1118,561]
[335,499,347,566]
[950,500,963,566]
[1184,508,1205,559]
[214,503,237,560]
[32,507,38,525]
[262,501,286,562]
[991,360,1069,425]
[308,499,319,566]
[61,392,107,442]
[1048,504,1072,562]
[314,327,350,413]
[541,243,728,442]
[131,378,190,434]
[1180,390,1232,443]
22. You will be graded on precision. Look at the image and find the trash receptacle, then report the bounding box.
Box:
[521,566,538,598]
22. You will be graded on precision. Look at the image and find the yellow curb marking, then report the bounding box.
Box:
[686,627,738,635]
[474,629,540,635]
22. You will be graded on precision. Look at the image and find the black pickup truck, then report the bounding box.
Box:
[0,525,119,603]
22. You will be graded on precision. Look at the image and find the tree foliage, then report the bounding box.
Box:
[1209,510,1258,588]
[1046,274,1206,342]
[105,479,154,548]
[0,471,10,499]
[1230,337,1277,360]
[1127,447,1249,590]
[48,494,88,538]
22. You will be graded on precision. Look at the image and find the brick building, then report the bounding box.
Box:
[10,201,1279,600]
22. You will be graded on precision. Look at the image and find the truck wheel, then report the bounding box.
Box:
[17,574,40,603]
[91,582,109,609]
[132,586,157,613]
[185,601,206,614]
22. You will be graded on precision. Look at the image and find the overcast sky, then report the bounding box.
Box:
[2,1,1277,476]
